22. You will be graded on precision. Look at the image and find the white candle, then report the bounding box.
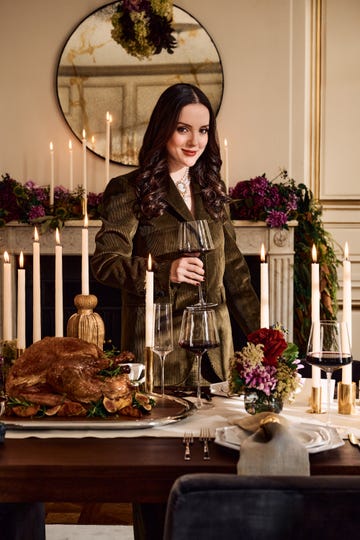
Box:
[82,129,87,200]
[69,140,73,191]
[33,227,41,343]
[3,251,12,341]
[145,254,154,347]
[50,141,55,206]
[342,241,352,383]
[81,212,89,295]
[223,138,229,194]
[311,244,321,387]
[105,112,112,187]
[260,243,269,328]
[55,228,63,337]
[17,252,26,350]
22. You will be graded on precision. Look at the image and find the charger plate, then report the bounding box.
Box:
[0,394,195,431]
[215,422,344,454]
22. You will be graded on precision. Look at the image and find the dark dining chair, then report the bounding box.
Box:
[163,473,360,540]
[0,502,45,540]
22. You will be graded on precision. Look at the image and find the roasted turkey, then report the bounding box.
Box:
[5,336,153,418]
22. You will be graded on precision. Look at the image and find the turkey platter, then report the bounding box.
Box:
[4,337,154,418]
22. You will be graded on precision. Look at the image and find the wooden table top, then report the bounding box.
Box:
[0,436,359,503]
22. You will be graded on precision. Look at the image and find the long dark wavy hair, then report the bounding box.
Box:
[134,83,228,221]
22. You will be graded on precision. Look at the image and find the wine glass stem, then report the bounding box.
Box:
[160,354,165,398]
[326,372,332,425]
[198,283,205,305]
[195,353,203,408]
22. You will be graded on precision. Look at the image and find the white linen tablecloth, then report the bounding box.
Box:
[3,384,360,440]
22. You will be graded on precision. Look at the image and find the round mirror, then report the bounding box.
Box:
[56,2,224,166]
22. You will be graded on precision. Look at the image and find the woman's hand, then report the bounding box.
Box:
[170,257,204,285]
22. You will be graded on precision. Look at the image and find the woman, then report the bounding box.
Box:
[91,83,260,386]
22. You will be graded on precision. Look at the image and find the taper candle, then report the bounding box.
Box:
[260,243,269,328]
[105,111,112,187]
[3,251,12,341]
[69,140,73,191]
[55,228,63,337]
[223,138,229,194]
[82,129,87,198]
[50,141,55,205]
[342,241,352,384]
[33,227,41,343]
[81,212,89,295]
[17,251,26,350]
[311,244,321,387]
[145,254,154,348]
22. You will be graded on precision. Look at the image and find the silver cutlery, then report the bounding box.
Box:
[200,427,211,460]
[183,432,193,460]
[348,432,360,450]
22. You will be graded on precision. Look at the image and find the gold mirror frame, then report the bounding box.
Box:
[56,2,224,166]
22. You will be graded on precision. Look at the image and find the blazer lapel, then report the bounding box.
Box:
[165,177,209,222]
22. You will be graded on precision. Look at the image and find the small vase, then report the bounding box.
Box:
[244,390,283,415]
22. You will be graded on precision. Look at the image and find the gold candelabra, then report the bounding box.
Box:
[67,294,105,349]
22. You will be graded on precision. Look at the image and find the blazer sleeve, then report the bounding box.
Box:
[90,175,147,297]
[222,215,260,335]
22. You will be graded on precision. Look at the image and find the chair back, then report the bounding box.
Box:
[163,473,360,540]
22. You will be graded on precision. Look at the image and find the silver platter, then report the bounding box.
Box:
[0,394,195,431]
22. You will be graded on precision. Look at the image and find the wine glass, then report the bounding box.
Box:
[179,305,220,408]
[178,220,215,306]
[306,320,352,425]
[152,303,173,399]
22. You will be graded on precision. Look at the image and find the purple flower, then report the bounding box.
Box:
[28,205,46,220]
[266,210,289,228]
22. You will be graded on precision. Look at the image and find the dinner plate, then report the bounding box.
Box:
[0,394,195,431]
[215,422,344,454]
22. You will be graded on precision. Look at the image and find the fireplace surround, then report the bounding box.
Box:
[0,220,296,347]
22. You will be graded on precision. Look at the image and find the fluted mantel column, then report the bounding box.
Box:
[232,220,297,340]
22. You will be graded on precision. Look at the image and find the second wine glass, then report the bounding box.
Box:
[153,303,174,399]
[306,320,352,425]
[179,305,220,408]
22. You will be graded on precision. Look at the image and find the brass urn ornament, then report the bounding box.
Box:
[67,294,105,349]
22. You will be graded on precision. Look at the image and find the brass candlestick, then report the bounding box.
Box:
[308,386,322,413]
[338,382,356,414]
[67,294,105,349]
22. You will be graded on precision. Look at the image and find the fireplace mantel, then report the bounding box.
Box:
[0,220,296,341]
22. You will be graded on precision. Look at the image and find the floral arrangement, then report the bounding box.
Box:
[111,0,177,60]
[229,171,299,228]
[0,173,103,232]
[228,325,303,405]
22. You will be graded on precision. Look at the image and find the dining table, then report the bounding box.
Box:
[0,383,360,505]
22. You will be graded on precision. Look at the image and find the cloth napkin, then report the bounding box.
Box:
[231,412,310,476]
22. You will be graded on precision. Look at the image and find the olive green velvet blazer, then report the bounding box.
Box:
[91,170,260,386]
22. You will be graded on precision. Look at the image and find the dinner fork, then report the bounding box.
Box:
[183,432,193,460]
[200,427,211,460]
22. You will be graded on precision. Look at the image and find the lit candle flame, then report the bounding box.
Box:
[260,243,266,263]
[34,226,39,242]
[312,244,317,263]
[224,138,228,148]
[50,141,54,152]
[106,111,111,122]
[147,254,152,271]
[344,241,349,261]
[19,251,24,268]
[4,251,9,263]
[69,140,72,150]
[55,227,61,245]
[91,135,95,146]
[82,129,86,140]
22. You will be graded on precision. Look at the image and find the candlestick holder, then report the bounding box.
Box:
[308,386,322,413]
[338,382,356,414]
[144,347,154,394]
[67,294,105,349]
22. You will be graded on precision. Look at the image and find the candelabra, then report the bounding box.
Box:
[67,294,105,349]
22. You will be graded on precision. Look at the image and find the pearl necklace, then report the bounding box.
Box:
[175,168,190,198]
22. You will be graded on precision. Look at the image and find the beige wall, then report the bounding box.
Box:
[0,0,359,359]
